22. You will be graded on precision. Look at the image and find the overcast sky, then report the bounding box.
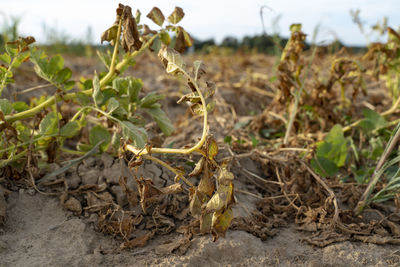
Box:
[1,0,399,46]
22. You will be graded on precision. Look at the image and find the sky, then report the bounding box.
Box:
[1,0,399,46]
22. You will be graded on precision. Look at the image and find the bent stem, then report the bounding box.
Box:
[342,94,400,133]
[125,68,208,156]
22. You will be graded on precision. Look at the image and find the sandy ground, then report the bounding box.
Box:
[1,190,400,267]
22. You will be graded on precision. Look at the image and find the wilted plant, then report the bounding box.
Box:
[0,3,234,241]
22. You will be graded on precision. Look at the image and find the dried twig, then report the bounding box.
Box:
[301,161,339,226]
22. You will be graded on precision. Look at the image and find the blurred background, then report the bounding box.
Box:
[1,0,399,53]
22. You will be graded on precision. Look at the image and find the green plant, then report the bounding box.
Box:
[0,4,234,240]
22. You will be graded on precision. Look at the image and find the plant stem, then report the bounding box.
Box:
[125,68,208,156]
[283,47,317,145]
[0,64,13,97]
[342,95,400,133]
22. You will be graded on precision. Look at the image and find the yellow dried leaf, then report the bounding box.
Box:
[212,208,233,240]
[207,138,218,160]
[217,166,234,185]
[146,7,165,26]
[160,183,183,194]
[189,157,205,177]
[198,162,215,196]
[168,7,185,25]
[205,184,233,213]
[200,212,213,234]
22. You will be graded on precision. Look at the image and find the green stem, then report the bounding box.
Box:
[0,64,12,97]
[125,67,208,156]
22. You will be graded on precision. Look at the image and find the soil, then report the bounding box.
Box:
[2,190,400,267]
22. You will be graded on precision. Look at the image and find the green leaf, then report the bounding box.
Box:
[112,77,129,94]
[317,124,348,167]
[48,55,64,77]
[12,51,30,68]
[224,136,232,146]
[0,99,13,115]
[168,7,185,24]
[140,92,165,108]
[359,108,387,133]
[15,121,30,142]
[39,112,60,136]
[89,125,111,152]
[54,68,72,85]
[0,53,11,64]
[311,157,339,177]
[144,107,174,136]
[120,121,147,148]
[76,92,90,106]
[146,7,165,27]
[5,42,18,57]
[63,80,75,91]
[60,121,80,138]
[12,101,29,112]
[128,78,143,102]
[92,73,103,107]
[107,97,119,114]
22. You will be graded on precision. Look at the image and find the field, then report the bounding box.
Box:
[1,4,400,266]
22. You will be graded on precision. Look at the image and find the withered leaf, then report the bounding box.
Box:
[204,81,216,99]
[205,184,234,213]
[198,161,215,197]
[177,93,201,105]
[136,177,164,213]
[122,5,142,52]
[189,157,205,177]
[160,183,183,194]
[207,137,218,160]
[193,60,206,81]
[168,7,185,25]
[217,165,234,186]
[158,46,185,74]
[174,27,193,53]
[120,231,155,249]
[147,7,165,27]
[189,187,208,216]
[143,24,157,36]
[200,212,213,234]
[190,103,204,116]
[101,24,119,45]
[212,208,233,241]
